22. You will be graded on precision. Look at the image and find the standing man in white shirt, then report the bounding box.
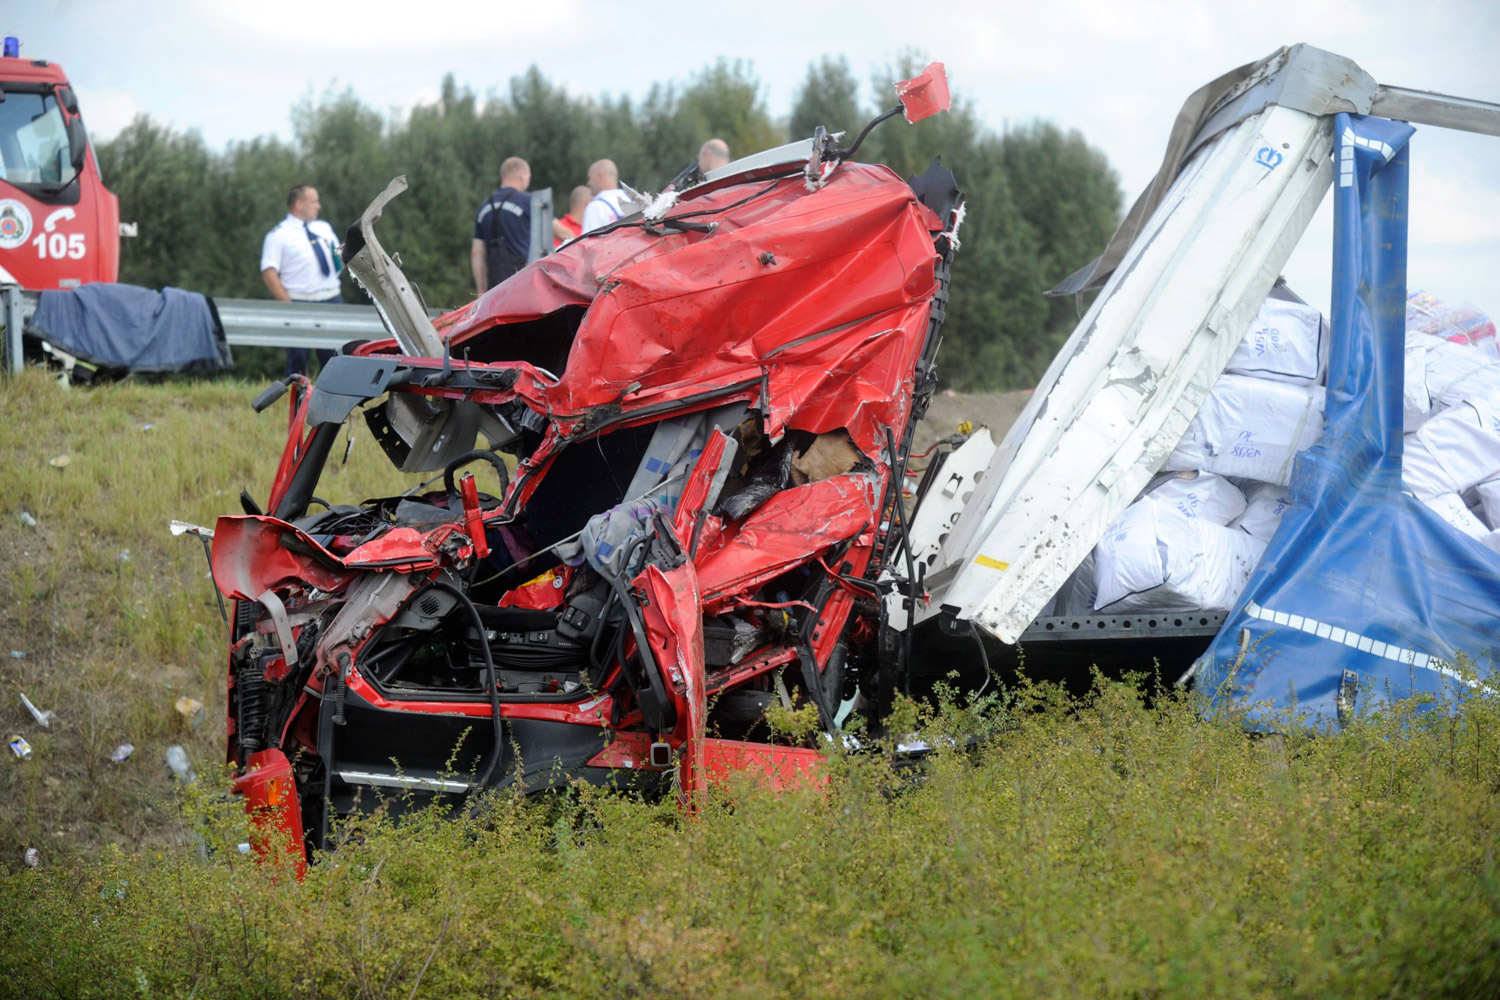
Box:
[261,184,343,377]
[581,159,634,234]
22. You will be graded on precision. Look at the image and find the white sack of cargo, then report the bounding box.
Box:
[1404,342,1434,431]
[1165,375,1325,485]
[1230,480,1293,543]
[1402,434,1453,499]
[1421,492,1490,542]
[1403,400,1500,498]
[1092,501,1267,614]
[1476,480,1500,529]
[1415,334,1494,402]
[1050,552,1097,616]
[1224,296,1327,385]
[1435,362,1500,412]
[1140,471,1246,525]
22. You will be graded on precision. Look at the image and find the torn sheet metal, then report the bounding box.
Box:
[695,473,879,605]
[418,164,942,456]
[1051,44,1377,299]
[216,130,964,870]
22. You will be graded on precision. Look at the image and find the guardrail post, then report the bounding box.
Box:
[528,187,554,263]
[2,285,23,376]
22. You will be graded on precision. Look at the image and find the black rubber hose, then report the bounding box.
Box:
[428,581,504,793]
[885,426,919,697]
[600,535,675,732]
[443,449,509,499]
[968,621,991,701]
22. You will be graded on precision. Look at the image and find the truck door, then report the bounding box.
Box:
[0,82,119,288]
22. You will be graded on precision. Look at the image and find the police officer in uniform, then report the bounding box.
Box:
[260,184,342,376]
[470,157,532,294]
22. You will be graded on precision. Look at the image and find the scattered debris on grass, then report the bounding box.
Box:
[173,696,203,727]
[19,693,54,728]
[164,745,195,784]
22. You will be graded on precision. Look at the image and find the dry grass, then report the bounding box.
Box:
[0,369,417,855]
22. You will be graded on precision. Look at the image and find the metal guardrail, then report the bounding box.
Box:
[213,298,396,351]
[0,287,444,374]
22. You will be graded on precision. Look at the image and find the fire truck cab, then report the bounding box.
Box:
[0,35,119,290]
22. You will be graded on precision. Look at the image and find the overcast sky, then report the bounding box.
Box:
[10,0,1499,315]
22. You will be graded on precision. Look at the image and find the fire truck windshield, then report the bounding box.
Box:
[0,91,78,195]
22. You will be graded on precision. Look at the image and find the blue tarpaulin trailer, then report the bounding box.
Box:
[1194,113,1500,723]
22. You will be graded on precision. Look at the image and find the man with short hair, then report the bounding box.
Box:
[261,184,342,377]
[552,184,592,245]
[581,159,632,234]
[697,138,730,173]
[471,156,532,294]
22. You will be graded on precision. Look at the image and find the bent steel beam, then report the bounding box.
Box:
[341,175,445,358]
[924,99,1339,641]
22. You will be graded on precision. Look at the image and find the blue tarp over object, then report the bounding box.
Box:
[1195,113,1500,724]
[27,283,231,373]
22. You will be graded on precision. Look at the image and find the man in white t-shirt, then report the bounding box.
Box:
[261,184,343,376]
[581,159,634,234]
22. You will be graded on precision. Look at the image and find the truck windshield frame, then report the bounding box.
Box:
[0,87,80,199]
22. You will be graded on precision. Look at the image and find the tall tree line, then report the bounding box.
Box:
[96,56,1120,390]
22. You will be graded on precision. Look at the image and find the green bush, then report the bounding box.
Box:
[3,673,1497,999]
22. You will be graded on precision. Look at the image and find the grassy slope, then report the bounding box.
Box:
[1,373,1498,998]
[0,370,416,854]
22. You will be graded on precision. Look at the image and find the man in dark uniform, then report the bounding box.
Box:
[470,156,532,294]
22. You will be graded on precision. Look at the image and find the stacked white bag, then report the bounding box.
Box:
[1165,295,1327,486]
[1400,292,1500,553]
[1067,289,1327,616]
[1091,476,1266,614]
[1052,290,1500,619]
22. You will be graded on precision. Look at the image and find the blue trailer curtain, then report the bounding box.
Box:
[1195,113,1500,725]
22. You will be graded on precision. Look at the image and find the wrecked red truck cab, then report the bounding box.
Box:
[215,116,964,861]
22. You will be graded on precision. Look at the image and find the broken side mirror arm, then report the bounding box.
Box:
[838,61,952,162]
[838,107,905,162]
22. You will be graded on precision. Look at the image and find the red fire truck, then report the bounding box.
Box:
[0,35,119,290]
